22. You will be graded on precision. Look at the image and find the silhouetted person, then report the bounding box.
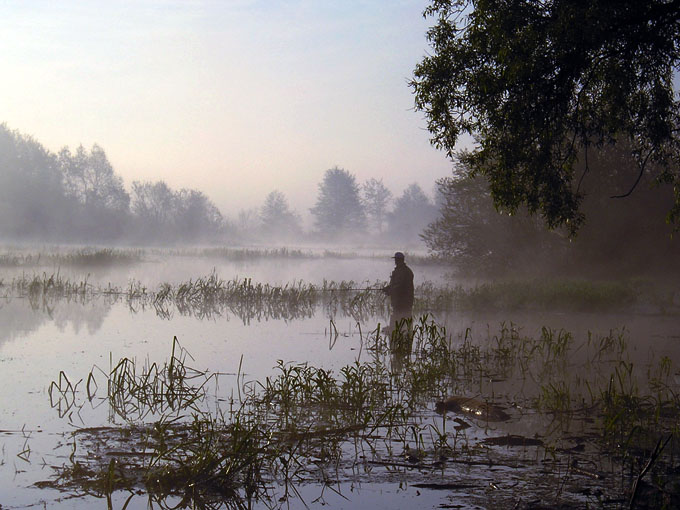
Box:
[382,252,414,346]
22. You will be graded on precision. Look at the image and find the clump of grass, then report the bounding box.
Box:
[0,252,35,267]
[0,247,143,268]
[104,336,214,422]
[7,272,93,305]
[141,410,274,501]
[151,274,390,322]
[56,247,144,266]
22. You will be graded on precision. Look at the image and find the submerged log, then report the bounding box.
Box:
[435,396,511,422]
[482,434,543,447]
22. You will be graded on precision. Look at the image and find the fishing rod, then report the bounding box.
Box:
[322,287,385,292]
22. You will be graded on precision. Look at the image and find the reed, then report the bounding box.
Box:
[5,271,677,322]
[0,247,143,267]
[45,318,680,507]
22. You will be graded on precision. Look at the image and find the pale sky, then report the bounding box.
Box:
[1,0,454,218]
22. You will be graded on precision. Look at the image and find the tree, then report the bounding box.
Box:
[236,208,260,237]
[58,144,130,239]
[310,167,366,235]
[0,124,70,240]
[259,190,302,239]
[130,181,224,241]
[58,145,128,211]
[387,183,439,243]
[130,180,177,240]
[362,178,392,234]
[175,189,224,240]
[411,0,680,234]
[423,169,560,271]
[425,148,680,274]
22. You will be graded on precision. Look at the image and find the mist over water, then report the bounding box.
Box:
[0,244,678,508]
[1,124,679,508]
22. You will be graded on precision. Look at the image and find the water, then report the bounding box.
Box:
[0,248,678,509]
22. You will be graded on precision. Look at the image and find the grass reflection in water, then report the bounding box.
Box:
[44,317,680,509]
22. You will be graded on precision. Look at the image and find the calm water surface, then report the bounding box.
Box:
[0,251,678,509]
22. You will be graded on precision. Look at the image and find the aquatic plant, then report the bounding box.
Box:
[104,336,215,422]
[43,317,680,508]
[0,247,143,267]
[4,271,678,323]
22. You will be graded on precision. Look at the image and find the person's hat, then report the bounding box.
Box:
[392,252,405,260]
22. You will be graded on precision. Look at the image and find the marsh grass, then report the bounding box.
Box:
[3,272,94,310]
[184,246,442,266]
[0,247,143,268]
[5,272,675,327]
[104,336,215,422]
[46,318,680,507]
[193,247,312,260]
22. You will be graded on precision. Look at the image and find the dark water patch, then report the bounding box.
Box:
[482,435,544,447]
[412,482,478,490]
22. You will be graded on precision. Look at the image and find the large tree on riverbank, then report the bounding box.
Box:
[423,145,680,275]
[412,0,680,235]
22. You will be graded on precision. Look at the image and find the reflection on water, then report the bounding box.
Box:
[1,251,679,509]
[0,249,453,290]
[25,311,680,509]
[0,297,112,346]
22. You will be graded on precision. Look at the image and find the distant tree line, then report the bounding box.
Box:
[307,166,439,243]
[3,123,676,275]
[0,125,439,246]
[237,167,439,244]
[0,125,227,243]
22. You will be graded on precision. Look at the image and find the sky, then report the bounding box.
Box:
[1,0,454,219]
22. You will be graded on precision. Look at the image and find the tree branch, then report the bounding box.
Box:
[611,150,653,199]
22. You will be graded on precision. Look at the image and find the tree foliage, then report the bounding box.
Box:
[310,167,366,235]
[388,183,439,243]
[0,124,70,239]
[58,144,130,239]
[362,178,392,234]
[424,148,680,274]
[259,190,302,239]
[58,145,129,212]
[130,181,224,241]
[174,188,224,240]
[423,170,560,271]
[412,0,680,234]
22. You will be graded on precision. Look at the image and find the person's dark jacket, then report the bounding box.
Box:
[384,262,414,312]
